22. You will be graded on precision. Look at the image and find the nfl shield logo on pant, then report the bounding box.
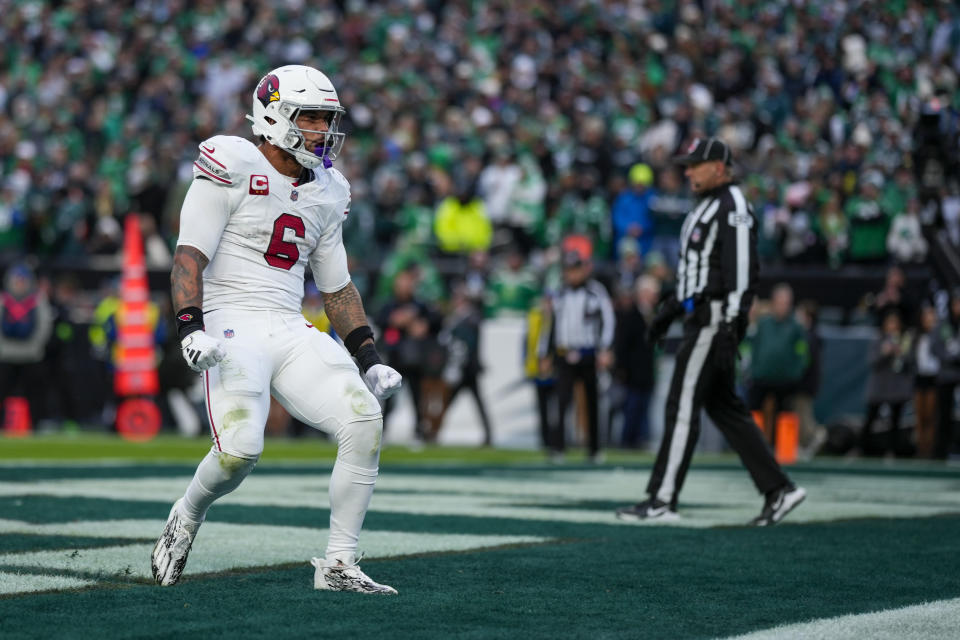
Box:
[223,329,235,339]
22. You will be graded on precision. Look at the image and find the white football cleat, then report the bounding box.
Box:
[151,498,201,586]
[311,555,397,595]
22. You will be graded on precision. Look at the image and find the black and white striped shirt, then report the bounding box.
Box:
[542,280,616,354]
[675,183,757,323]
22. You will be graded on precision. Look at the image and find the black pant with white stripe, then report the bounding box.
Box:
[646,303,789,509]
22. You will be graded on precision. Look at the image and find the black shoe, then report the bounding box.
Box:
[751,484,806,526]
[615,498,680,522]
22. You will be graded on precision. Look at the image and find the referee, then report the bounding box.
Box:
[616,138,806,526]
[540,249,615,462]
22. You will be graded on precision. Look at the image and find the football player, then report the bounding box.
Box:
[151,65,402,594]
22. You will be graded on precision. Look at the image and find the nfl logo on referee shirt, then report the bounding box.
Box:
[223,329,235,339]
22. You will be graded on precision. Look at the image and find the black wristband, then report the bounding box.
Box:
[175,306,204,340]
[354,342,383,374]
[344,325,374,356]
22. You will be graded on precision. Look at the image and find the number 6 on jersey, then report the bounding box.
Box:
[264,213,305,270]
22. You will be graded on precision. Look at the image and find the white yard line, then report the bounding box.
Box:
[0,523,547,593]
[2,470,959,528]
[0,571,94,595]
[726,597,960,640]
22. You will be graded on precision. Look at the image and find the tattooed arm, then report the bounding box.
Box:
[170,244,225,371]
[322,282,372,347]
[168,179,230,371]
[324,281,402,397]
[171,246,209,311]
[173,176,232,313]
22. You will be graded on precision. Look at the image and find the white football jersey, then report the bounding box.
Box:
[177,135,352,313]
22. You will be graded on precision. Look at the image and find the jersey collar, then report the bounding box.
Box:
[292,167,315,188]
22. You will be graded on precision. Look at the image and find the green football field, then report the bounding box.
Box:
[2,435,960,639]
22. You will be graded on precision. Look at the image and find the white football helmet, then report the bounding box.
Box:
[246,65,346,169]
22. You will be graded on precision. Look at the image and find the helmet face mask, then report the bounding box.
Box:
[247,66,346,169]
[277,103,345,167]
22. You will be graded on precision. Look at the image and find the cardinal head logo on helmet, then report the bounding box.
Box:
[256,74,281,107]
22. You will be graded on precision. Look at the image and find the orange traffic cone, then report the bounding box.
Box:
[774,412,799,465]
[752,409,798,465]
[114,214,161,441]
[3,396,32,437]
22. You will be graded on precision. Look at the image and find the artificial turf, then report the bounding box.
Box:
[2,514,959,639]
[2,436,959,639]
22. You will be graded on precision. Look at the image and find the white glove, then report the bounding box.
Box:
[364,364,402,400]
[181,331,226,372]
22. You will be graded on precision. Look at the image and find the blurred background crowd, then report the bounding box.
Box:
[1,0,960,458]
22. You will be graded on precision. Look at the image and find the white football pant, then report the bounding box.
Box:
[180,309,383,563]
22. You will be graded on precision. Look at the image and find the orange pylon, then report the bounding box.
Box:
[3,397,31,437]
[752,410,799,465]
[114,214,161,440]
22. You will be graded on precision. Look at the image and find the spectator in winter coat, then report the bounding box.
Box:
[870,266,918,330]
[478,146,522,226]
[611,237,645,303]
[887,199,928,264]
[613,275,659,448]
[749,283,809,443]
[612,164,656,259]
[0,263,53,427]
[376,267,442,439]
[434,181,493,254]
[795,300,827,458]
[547,171,612,260]
[861,311,913,456]
[436,284,492,445]
[648,168,694,271]
[912,304,940,458]
[932,291,960,459]
[526,296,556,452]
[485,245,539,318]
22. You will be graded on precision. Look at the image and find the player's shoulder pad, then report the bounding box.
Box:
[192,136,262,187]
[321,167,352,216]
[324,167,352,199]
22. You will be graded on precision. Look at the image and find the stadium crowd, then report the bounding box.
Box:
[2,0,958,273]
[1,0,960,455]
